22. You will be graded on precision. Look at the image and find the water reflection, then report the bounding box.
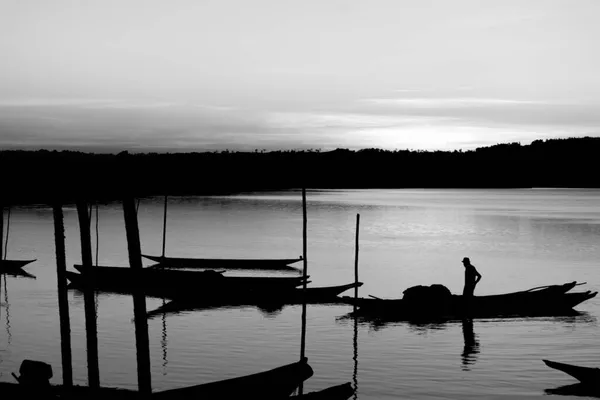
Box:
[461,319,480,371]
[3,275,12,345]
[546,383,600,398]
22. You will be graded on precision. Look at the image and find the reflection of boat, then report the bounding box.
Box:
[343,281,597,321]
[142,254,303,271]
[0,267,36,279]
[0,259,36,274]
[146,282,363,318]
[543,360,600,385]
[545,383,600,398]
[69,264,309,298]
[153,357,313,399]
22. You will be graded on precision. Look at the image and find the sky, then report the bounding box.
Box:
[1,0,599,153]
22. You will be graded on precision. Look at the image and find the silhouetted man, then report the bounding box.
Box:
[462,257,482,297]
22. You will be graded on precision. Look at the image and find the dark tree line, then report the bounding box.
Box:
[1,136,598,205]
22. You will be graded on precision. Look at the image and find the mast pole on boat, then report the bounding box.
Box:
[76,200,100,389]
[161,195,168,258]
[354,214,360,304]
[53,203,73,387]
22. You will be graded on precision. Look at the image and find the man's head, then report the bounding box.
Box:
[462,257,470,266]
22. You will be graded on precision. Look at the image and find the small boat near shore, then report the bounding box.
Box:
[142,254,303,271]
[343,281,597,321]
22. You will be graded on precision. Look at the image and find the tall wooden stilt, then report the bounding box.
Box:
[298,188,308,396]
[0,204,4,261]
[123,196,152,395]
[354,214,360,307]
[53,204,73,387]
[76,201,100,388]
[161,195,168,258]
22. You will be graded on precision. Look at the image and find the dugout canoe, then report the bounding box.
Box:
[142,254,303,271]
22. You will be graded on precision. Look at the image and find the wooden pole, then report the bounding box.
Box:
[300,188,308,360]
[354,214,360,303]
[76,201,100,388]
[53,203,73,387]
[3,206,10,260]
[161,195,168,258]
[123,196,152,395]
[0,204,4,261]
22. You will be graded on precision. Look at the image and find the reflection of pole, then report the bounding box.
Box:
[161,195,168,258]
[76,201,100,388]
[161,307,168,375]
[4,275,11,344]
[53,204,73,387]
[123,196,152,395]
[352,313,358,400]
[354,214,360,308]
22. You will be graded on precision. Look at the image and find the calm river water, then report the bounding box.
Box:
[1,189,599,399]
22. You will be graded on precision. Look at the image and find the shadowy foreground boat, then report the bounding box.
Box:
[3,358,355,400]
[146,282,363,318]
[142,254,303,271]
[343,281,597,321]
[67,264,309,300]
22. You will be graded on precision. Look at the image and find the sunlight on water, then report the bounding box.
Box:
[1,189,599,398]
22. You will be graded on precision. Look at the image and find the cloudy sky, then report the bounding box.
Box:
[1,0,599,152]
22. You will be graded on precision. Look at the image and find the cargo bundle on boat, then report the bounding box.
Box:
[343,281,597,321]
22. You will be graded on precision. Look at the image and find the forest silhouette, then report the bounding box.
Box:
[1,136,598,205]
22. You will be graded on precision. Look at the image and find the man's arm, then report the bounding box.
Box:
[475,268,482,284]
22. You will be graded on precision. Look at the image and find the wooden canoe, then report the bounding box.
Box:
[2,358,313,399]
[142,254,303,271]
[152,357,313,399]
[146,282,364,318]
[543,359,600,385]
[72,264,308,288]
[345,281,596,321]
[0,259,36,273]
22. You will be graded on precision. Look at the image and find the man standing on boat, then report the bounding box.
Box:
[462,257,482,297]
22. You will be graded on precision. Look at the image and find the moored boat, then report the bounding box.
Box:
[146,282,364,318]
[543,359,600,385]
[142,254,303,271]
[344,281,597,321]
[67,264,310,300]
[0,259,36,273]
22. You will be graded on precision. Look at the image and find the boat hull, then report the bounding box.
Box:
[143,254,302,271]
[543,359,600,385]
[344,282,597,321]
[0,259,36,273]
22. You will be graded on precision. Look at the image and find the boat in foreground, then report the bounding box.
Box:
[344,281,597,321]
[142,254,303,271]
[5,357,313,399]
[153,357,312,399]
[543,359,600,385]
